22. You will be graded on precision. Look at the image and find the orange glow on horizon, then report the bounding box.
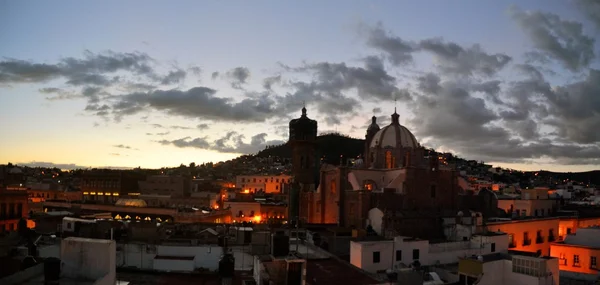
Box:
[253,215,262,223]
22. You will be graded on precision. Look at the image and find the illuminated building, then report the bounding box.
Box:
[0,190,28,233]
[81,170,145,204]
[487,217,559,256]
[235,174,292,194]
[550,227,600,281]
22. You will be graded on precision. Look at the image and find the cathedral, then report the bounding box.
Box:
[288,107,461,240]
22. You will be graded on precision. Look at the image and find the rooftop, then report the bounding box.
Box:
[305,258,382,285]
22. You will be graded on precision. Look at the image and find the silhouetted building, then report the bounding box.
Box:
[288,107,317,224]
[295,109,461,240]
[81,170,145,204]
[0,190,29,233]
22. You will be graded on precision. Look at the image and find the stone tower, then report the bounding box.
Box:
[364,116,380,168]
[288,107,317,223]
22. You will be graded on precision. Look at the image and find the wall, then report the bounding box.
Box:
[153,257,195,272]
[350,234,507,273]
[550,243,600,276]
[487,218,559,256]
[349,240,394,272]
[225,201,262,223]
[117,243,224,271]
[61,237,116,283]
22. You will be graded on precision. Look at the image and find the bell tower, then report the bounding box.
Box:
[364,116,380,168]
[288,106,317,223]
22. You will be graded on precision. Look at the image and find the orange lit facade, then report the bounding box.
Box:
[224,201,287,223]
[236,175,292,194]
[550,243,600,275]
[558,217,600,241]
[487,217,559,256]
[0,191,29,233]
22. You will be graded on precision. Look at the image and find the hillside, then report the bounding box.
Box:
[532,170,600,186]
[257,133,364,165]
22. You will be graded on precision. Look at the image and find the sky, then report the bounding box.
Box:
[1,0,600,172]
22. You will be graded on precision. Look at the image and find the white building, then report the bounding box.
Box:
[350,232,508,273]
[0,237,117,285]
[457,252,559,285]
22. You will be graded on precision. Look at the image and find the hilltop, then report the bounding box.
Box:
[256,133,364,165]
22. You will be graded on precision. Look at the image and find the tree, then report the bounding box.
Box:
[189,162,196,169]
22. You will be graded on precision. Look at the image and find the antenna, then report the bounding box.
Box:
[394,98,397,113]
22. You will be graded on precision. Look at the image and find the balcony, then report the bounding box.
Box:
[559,258,567,265]
[536,236,544,244]
[548,235,556,242]
[522,239,532,246]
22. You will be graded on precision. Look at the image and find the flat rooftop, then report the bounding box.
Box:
[305,258,382,285]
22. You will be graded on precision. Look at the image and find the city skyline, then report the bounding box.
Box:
[1,0,600,172]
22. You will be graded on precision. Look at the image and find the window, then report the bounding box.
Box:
[541,209,545,216]
[412,249,420,260]
[559,253,567,265]
[573,255,580,267]
[385,151,393,169]
[430,185,436,198]
[548,229,555,241]
[523,232,531,246]
[591,256,597,268]
[396,250,402,261]
[330,180,336,195]
[372,251,380,263]
[534,209,538,216]
[567,228,572,234]
[491,243,496,253]
[67,222,72,229]
[508,234,516,248]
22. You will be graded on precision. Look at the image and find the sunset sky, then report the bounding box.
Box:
[1,0,599,172]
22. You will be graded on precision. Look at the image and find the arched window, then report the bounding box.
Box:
[300,156,305,169]
[363,180,377,191]
[385,151,394,169]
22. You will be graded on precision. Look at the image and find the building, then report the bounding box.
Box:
[225,201,287,224]
[0,190,28,233]
[550,226,600,281]
[497,187,558,218]
[138,175,191,197]
[486,217,559,257]
[81,170,145,203]
[288,106,318,223]
[0,166,25,188]
[292,108,460,240]
[0,237,117,285]
[350,232,507,273]
[235,174,292,194]
[457,251,559,285]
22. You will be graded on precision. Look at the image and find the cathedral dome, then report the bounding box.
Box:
[369,111,418,149]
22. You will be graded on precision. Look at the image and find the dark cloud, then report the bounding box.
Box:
[418,38,512,77]
[372,107,382,114]
[509,6,595,72]
[227,67,250,89]
[359,22,417,65]
[574,0,600,30]
[211,71,219,80]
[110,87,279,122]
[17,161,91,170]
[160,69,187,85]
[158,131,284,154]
[197,123,209,130]
[0,51,155,85]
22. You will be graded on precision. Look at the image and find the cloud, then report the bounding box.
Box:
[211,71,219,80]
[158,131,285,154]
[226,67,250,89]
[509,6,595,72]
[146,131,170,136]
[418,38,512,77]
[113,144,134,149]
[263,75,281,90]
[160,69,187,85]
[110,87,280,122]
[197,123,209,130]
[359,22,417,65]
[574,0,600,30]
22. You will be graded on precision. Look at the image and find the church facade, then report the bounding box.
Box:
[289,108,461,240]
